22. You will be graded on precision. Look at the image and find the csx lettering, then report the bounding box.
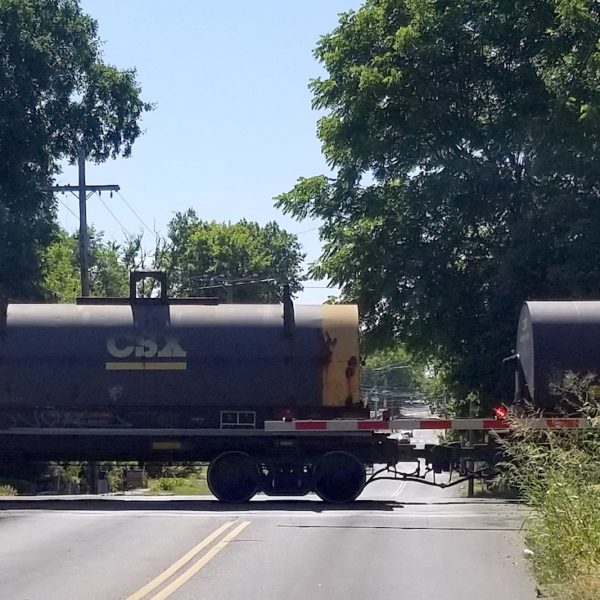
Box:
[135,336,158,358]
[107,335,187,359]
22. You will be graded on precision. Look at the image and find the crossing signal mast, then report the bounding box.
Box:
[46,147,120,297]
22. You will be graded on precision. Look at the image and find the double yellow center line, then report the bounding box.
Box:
[127,520,250,600]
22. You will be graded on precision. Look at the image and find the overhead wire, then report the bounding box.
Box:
[55,196,129,256]
[98,194,132,239]
[293,226,320,235]
[117,191,156,237]
[56,197,79,220]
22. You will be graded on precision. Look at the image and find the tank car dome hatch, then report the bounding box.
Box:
[516,301,600,409]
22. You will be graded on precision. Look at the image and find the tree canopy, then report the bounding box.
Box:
[42,228,139,301]
[276,0,600,408]
[361,346,423,395]
[0,0,152,299]
[158,210,305,303]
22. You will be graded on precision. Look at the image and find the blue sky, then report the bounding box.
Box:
[56,1,363,303]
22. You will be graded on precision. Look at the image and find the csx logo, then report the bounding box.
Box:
[107,335,187,359]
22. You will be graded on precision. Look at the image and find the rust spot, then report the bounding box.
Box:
[318,331,337,365]
[345,356,358,378]
[320,332,340,405]
[345,355,359,404]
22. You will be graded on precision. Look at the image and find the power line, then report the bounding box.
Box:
[192,278,276,290]
[43,148,120,298]
[372,363,410,372]
[57,197,79,220]
[98,194,131,239]
[57,196,137,249]
[117,191,155,237]
[293,226,320,235]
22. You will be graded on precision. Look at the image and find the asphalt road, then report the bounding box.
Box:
[0,492,536,600]
[0,411,537,600]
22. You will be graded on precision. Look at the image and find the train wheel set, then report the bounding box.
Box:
[206,450,366,503]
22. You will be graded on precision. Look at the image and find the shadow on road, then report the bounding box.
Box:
[277,524,525,531]
[0,495,526,514]
[396,499,525,505]
[0,497,403,513]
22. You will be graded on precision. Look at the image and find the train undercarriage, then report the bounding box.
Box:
[0,420,507,503]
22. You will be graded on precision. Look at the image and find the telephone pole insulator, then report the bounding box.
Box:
[45,148,119,297]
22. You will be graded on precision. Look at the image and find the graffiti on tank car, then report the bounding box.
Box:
[106,334,187,370]
[108,385,124,403]
[0,409,134,429]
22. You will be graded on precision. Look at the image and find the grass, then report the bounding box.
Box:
[523,476,600,600]
[147,476,210,496]
[460,478,520,499]
[498,386,600,600]
[0,484,17,496]
[561,574,600,600]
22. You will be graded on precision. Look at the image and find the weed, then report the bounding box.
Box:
[498,379,600,600]
[0,485,17,496]
[147,475,209,495]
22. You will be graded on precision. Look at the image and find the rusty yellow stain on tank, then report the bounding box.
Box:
[320,305,360,407]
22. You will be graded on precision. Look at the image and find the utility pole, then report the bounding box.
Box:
[45,148,119,494]
[46,147,120,296]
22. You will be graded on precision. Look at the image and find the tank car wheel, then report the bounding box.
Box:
[207,451,260,503]
[313,451,365,503]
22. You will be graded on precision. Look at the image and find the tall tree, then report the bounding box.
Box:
[277,0,600,408]
[159,209,305,303]
[42,228,134,301]
[361,347,422,394]
[0,0,152,299]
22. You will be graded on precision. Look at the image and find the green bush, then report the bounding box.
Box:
[145,463,206,479]
[498,377,600,600]
[0,479,34,495]
[0,484,17,496]
[151,477,180,492]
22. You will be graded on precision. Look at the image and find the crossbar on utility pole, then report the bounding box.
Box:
[44,148,120,495]
[45,148,120,297]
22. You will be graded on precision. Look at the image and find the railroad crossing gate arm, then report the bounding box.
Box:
[264,417,590,432]
[264,417,590,492]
